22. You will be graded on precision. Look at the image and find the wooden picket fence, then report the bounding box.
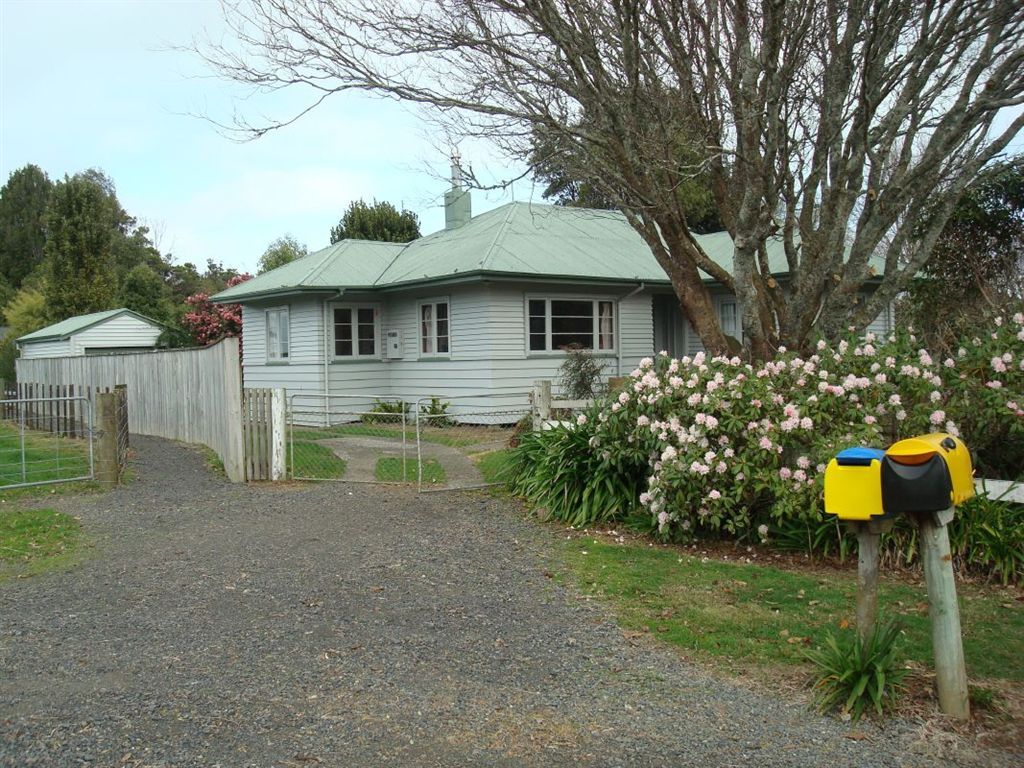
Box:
[2,382,116,438]
[242,388,285,481]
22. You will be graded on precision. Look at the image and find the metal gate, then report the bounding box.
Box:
[0,396,94,489]
[287,393,531,491]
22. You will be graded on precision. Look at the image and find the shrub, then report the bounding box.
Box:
[806,619,909,721]
[361,398,410,425]
[504,313,1023,579]
[505,421,643,527]
[558,344,606,399]
[417,396,453,427]
[769,491,1024,584]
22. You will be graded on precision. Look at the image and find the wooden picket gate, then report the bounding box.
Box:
[242,388,285,481]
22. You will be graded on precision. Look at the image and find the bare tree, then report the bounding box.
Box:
[199,0,1024,357]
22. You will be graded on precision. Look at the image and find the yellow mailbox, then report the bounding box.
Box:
[824,447,887,520]
[881,433,974,514]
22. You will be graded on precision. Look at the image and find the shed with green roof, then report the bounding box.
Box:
[17,308,165,360]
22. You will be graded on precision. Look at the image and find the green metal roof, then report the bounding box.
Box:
[214,239,406,301]
[17,308,163,344]
[213,202,881,302]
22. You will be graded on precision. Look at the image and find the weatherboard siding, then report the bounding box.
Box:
[241,299,324,400]
[70,314,161,355]
[19,339,72,359]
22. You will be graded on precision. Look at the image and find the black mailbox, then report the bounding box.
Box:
[880,433,974,515]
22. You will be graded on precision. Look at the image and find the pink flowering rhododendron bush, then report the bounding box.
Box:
[564,312,1023,542]
[181,274,252,346]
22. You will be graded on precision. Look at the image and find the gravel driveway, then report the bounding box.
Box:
[0,437,1003,767]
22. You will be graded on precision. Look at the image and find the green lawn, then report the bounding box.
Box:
[0,507,83,580]
[0,422,91,488]
[474,449,512,484]
[375,456,446,484]
[288,441,347,480]
[562,537,1024,684]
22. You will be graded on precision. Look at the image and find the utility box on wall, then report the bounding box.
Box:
[384,329,403,360]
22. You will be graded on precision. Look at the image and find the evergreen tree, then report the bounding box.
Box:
[258,235,308,273]
[118,264,173,324]
[0,284,49,382]
[0,164,54,288]
[43,174,118,320]
[330,199,420,244]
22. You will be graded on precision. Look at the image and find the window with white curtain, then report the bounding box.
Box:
[265,307,289,361]
[419,299,450,355]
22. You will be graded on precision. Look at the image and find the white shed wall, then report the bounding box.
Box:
[19,338,72,359]
[71,314,162,355]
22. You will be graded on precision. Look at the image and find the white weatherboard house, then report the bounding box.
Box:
[214,182,893,410]
[17,308,165,359]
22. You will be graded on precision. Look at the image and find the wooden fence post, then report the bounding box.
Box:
[270,388,286,481]
[94,392,119,488]
[533,380,552,430]
[919,508,970,720]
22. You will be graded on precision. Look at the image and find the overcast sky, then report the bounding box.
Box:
[0,0,531,274]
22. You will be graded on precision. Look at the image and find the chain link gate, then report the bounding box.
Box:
[288,394,412,484]
[413,397,532,492]
[0,396,94,489]
[286,393,532,491]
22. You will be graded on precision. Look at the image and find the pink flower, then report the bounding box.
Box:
[779,467,793,480]
[929,391,942,403]
[716,461,727,474]
[636,415,650,427]
[992,357,1008,373]
[759,436,773,450]
[929,410,946,425]
[864,415,877,425]
[708,489,721,500]
[797,456,811,469]
[800,417,813,430]
[987,381,1003,389]
[793,469,807,483]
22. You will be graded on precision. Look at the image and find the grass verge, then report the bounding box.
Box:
[561,535,1024,684]
[375,456,446,484]
[0,508,83,580]
[289,441,347,480]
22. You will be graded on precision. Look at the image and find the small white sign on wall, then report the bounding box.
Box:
[385,329,403,360]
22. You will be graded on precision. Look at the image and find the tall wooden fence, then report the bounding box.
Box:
[16,338,245,482]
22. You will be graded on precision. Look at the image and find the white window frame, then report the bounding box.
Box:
[418,297,451,358]
[716,296,740,341]
[265,306,290,363]
[329,303,381,360]
[525,295,617,354]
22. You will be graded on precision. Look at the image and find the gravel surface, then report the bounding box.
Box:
[0,436,1008,767]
